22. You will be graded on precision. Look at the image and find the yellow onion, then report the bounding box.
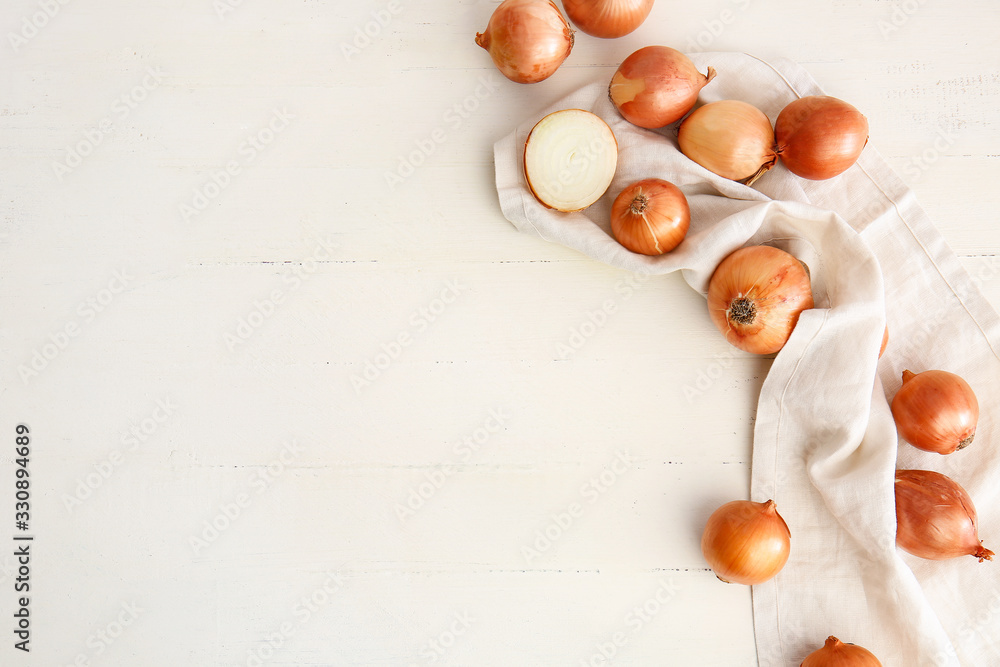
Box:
[475,0,574,84]
[706,245,814,355]
[678,100,778,184]
[523,109,618,212]
[701,499,790,585]
[562,0,654,38]
[610,178,689,255]
[895,469,994,562]
[609,46,716,129]
[800,636,882,667]
[891,369,978,454]
[775,96,869,180]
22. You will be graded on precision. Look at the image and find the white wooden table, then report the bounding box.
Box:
[2,1,998,665]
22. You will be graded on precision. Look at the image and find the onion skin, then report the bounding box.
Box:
[894,469,994,562]
[878,325,889,359]
[701,499,790,585]
[610,178,689,255]
[891,369,978,454]
[678,100,778,184]
[706,246,814,355]
[475,0,574,84]
[610,46,716,129]
[775,96,869,180]
[562,0,654,38]
[800,636,883,667]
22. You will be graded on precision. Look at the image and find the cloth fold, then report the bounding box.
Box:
[493,52,1000,666]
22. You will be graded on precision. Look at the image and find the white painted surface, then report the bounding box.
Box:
[1,0,998,665]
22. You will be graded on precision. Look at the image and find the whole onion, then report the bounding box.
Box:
[701,499,791,585]
[678,100,778,184]
[610,178,689,255]
[895,469,994,562]
[475,0,574,84]
[609,46,716,129]
[891,369,978,454]
[800,636,883,666]
[706,245,814,354]
[562,0,654,38]
[775,96,869,180]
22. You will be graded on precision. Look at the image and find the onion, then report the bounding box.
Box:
[891,369,978,454]
[609,46,716,129]
[895,469,994,562]
[610,178,689,255]
[800,636,883,667]
[562,0,654,38]
[702,499,790,585]
[523,109,618,212]
[775,96,869,180]
[475,0,574,84]
[678,100,778,184]
[878,325,889,359]
[706,245,814,355]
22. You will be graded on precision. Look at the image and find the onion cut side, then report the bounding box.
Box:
[523,109,618,212]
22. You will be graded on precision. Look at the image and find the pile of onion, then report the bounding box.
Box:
[563,0,654,38]
[523,109,618,212]
[475,0,574,84]
[678,100,778,184]
[800,636,883,667]
[895,469,994,562]
[706,245,814,354]
[775,96,869,180]
[610,178,689,255]
[891,369,978,454]
[610,46,716,129]
[701,499,790,585]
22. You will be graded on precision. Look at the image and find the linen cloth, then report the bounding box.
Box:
[493,52,1000,666]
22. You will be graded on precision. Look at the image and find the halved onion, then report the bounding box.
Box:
[523,109,618,212]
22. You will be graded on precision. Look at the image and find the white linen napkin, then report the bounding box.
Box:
[493,52,1000,666]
